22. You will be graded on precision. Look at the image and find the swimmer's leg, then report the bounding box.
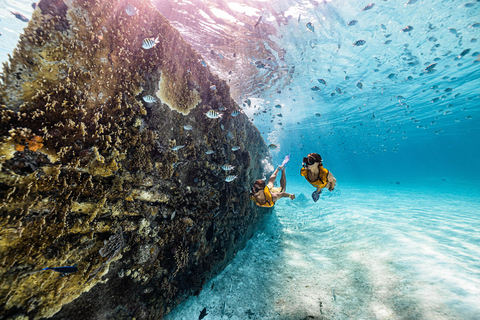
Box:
[280,167,286,192]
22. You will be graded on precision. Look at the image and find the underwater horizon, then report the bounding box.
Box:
[1,0,480,319]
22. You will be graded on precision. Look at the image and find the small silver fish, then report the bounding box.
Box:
[143,95,156,103]
[356,82,363,89]
[200,60,207,67]
[231,110,241,117]
[183,125,193,130]
[471,23,480,28]
[172,145,185,151]
[424,63,437,72]
[125,4,138,16]
[221,164,235,171]
[218,106,226,111]
[384,40,392,45]
[275,104,282,108]
[231,146,240,151]
[335,87,342,94]
[306,22,315,33]
[205,150,215,154]
[362,3,375,11]
[401,26,413,32]
[221,124,225,130]
[210,85,217,90]
[206,110,222,119]
[142,37,159,49]
[311,86,321,91]
[405,0,418,5]
[225,175,237,182]
[218,54,224,59]
[246,99,251,106]
[353,40,366,46]
[347,20,358,26]
[318,78,327,85]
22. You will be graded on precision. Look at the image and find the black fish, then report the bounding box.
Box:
[347,20,358,26]
[254,15,262,28]
[199,307,208,320]
[10,11,29,22]
[362,3,375,11]
[353,39,366,46]
[42,264,78,274]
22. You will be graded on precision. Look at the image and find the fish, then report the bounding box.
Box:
[353,40,366,46]
[405,0,418,5]
[142,37,159,49]
[401,26,413,32]
[254,15,262,28]
[10,11,29,22]
[268,144,278,150]
[384,40,392,45]
[205,150,215,154]
[317,78,327,86]
[206,110,222,119]
[315,113,321,117]
[199,307,208,320]
[231,110,241,117]
[424,63,437,72]
[356,82,363,89]
[306,22,315,33]
[172,145,185,151]
[143,95,156,103]
[246,99,251,106]
[183,125,193,130]
[200,60,207,67]
[274,104,282,108]
[459,49,471,58]
[221,164,235,171]
[42,265,78,274]
[225,175,238,182]
[125,4,138,16]
[210,85,216,90]
[231,146,240,151]
[362,3,375,11]
[221,124,225,130]
[347,20,358,26]
[335,87,342,94]
[218,54,224,59]
[298,14,301,24]
[311,86,321,91]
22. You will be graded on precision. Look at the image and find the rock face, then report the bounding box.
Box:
[0,0,271,318]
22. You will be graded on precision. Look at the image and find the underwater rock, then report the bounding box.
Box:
[0,0,270,318]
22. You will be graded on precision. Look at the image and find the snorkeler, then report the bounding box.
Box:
[251,156,295,207]
[301,153,336,202]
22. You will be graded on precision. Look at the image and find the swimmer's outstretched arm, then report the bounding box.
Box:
[277,192,295,200]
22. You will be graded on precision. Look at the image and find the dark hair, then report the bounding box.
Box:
[251,179,265,195]
[308,153,322,163]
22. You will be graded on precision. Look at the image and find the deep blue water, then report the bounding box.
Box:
[1,0,480,319]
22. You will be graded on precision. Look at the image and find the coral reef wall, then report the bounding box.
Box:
[0,0,271,318]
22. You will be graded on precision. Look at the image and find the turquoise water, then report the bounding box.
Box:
[2,0,480,318]
[166,182,480,319]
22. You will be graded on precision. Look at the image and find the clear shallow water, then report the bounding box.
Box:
[166,182,480,319]
[1,0,480,318]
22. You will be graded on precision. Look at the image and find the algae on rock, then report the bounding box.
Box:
[0,0,271,318]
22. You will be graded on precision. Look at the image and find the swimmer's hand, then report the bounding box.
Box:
[289,194,295,200]
[312,190,321,202]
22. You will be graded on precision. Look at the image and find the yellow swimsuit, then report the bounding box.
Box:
[251,186,275,207]
[300,167,329,189]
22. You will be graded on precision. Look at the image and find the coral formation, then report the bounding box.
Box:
[0,0,270,318]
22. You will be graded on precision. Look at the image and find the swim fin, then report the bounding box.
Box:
[281,154,290,167]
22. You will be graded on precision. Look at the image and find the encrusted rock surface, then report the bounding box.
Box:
[0,0,271,318]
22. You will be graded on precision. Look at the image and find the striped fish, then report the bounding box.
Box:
[221,164,235,171]
[143,95,156,103]
[225,175,237,182]
[353,40,366,46]
[231,110,241,117]
[142,37,159,49]
[206,110,222,119]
